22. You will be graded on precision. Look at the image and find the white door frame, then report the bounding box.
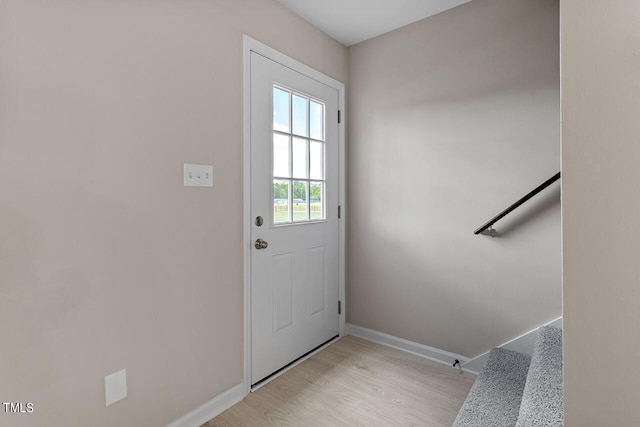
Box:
[242,35,346,395]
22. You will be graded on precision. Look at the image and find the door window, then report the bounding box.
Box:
[272,85,325,224]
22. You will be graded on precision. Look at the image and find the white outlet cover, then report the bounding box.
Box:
[184,163,213,187]
[105,369,127,406]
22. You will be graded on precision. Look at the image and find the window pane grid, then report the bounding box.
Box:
[272,129,324,144]
[273,86,325,225]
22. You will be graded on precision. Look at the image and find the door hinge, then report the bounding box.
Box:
[338,205,341,219]
[338,110,341,124]
[338,300,342,315]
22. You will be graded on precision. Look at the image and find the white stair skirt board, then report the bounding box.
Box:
[346,324,472,373]
[462,317,562,374]
[165,383,244,427]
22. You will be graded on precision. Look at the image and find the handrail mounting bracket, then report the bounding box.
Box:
[479,226,497,238]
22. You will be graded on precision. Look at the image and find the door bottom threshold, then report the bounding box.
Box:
[251,335,340,392]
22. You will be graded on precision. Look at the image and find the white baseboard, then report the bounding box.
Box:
[462,316,562,374]
[346,323,473,374]
[166,382,245,427]
[165,318,563,425]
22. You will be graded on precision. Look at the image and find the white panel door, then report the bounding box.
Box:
[250,52,339,385]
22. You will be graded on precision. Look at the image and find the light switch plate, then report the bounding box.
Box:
[184,163,213,187]
[105,369,127,406]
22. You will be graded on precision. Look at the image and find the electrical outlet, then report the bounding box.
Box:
[105,369,127,406]
[184,163,213,187]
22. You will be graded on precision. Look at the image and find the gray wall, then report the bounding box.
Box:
[347,0,561,357]
[562,0,640,424]
[0,1,347,426]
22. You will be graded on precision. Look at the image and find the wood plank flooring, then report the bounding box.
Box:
[203,335,475,426]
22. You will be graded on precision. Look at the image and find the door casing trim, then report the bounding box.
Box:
[242,34,346,396]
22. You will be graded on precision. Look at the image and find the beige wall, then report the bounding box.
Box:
[562,1,640,424]
[0,1,347,426]
[347,0,561,357]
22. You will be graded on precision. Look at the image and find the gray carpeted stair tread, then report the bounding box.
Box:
[453,347,531,427]
[515,326,563,427]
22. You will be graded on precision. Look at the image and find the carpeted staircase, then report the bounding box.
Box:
[453,326,563,427]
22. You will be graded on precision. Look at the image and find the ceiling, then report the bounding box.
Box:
[277,0,472,46]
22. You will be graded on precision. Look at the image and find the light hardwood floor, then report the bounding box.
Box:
[203,335,474,426]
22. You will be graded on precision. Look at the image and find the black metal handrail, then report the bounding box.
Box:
[474,172,561,235]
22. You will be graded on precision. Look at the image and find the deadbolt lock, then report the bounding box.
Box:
[255,216,264,227]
